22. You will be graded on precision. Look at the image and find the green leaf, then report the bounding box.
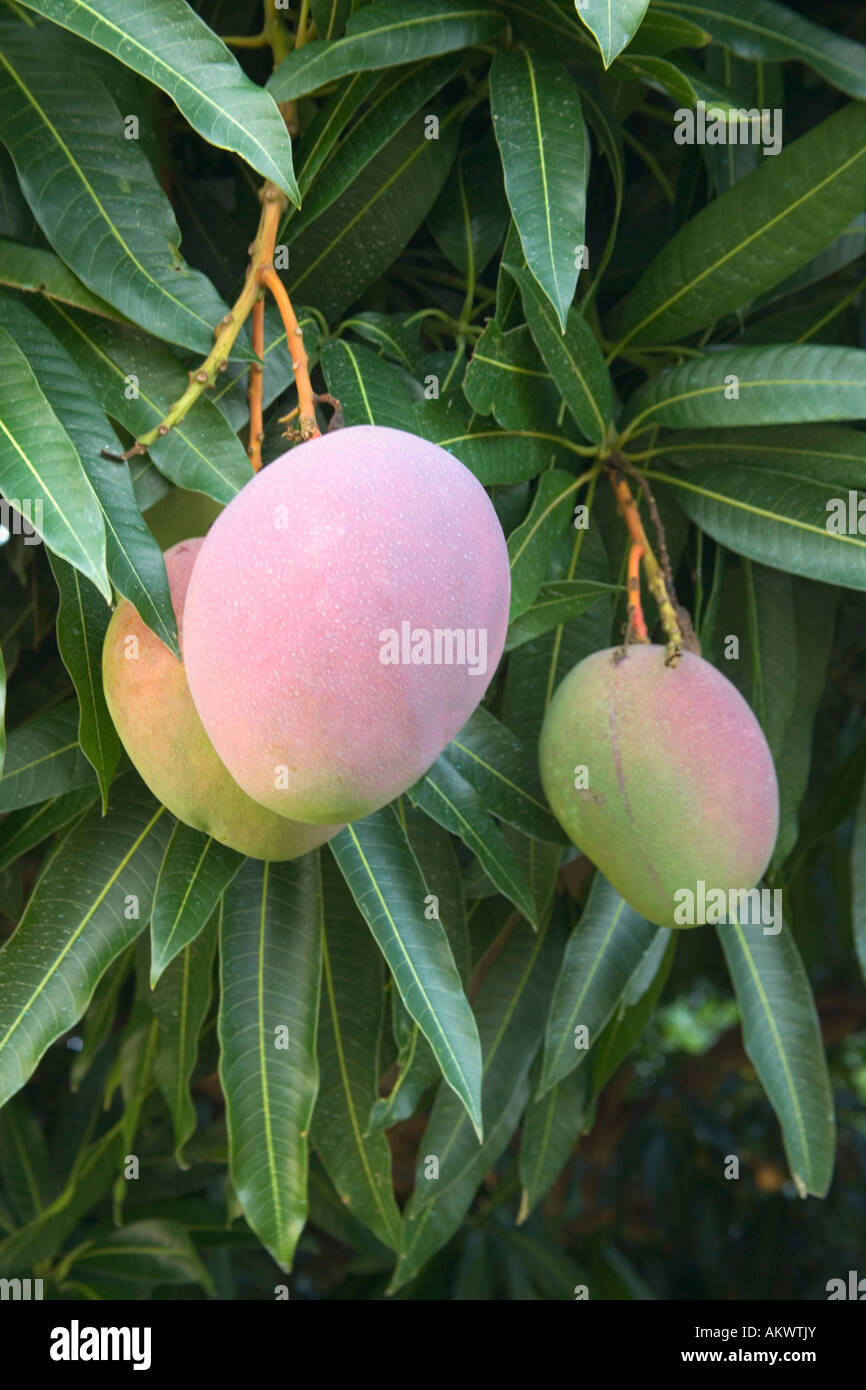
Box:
[0,295,177,653]
[505,579,620,651]
[463,321,559,433]
[654,423,866,485]
[409,757,537,925]
[539,872,658,1095]
[20,0,298,199]
[428,131,509,277]
[0,787,97,876]
[578,0,651,66]
[151,913,218,1165]
[219,856,323,1271]
[0,1092,58,1223]
[291,71,381,202]
[415,391,571,484]
[321,338,417,431]
[0,703,96,813]
[39,303,253,505]
[390,908,565,1291]
[69,944,134,1089]
[626,344,866,432]
[0,27,231,354]
[656,0,866,101]
[312,856,402,1249]
[0,777,170,1106]
[330,807,484,1139]
[608,102,866,349]
[61,1218,212,1290]
[150,823,243,985]
[504,262,613,443]
[624,8,710,54]
[311,0,352,41]
[0,326,108,599]
[490,49,587,331]
[518,1064,588,1220]
[339,312,423,373]
[589,929,675,1102]
[445,705,567,845]
[508,469,585,618]
[644,472,866,596]
[717,917,835,1198]
[285,96,460,323]
[47,555,119,810]
[0,239,122,318]
[268,0,502,102]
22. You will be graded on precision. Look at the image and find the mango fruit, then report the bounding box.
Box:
[183,424,511,824]
[538,645,779,928]
[102,539,340,860]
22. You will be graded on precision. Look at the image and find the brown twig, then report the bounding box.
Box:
[248,295,265,471]
[103,184,288,462]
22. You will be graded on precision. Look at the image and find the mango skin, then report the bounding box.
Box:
[102,539,340,861]
[182,425,511,824]
[143,487,223,551]
[538,645,779,929]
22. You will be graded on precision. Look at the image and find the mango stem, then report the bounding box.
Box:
[259,267,320,441]
[606,456,684,666]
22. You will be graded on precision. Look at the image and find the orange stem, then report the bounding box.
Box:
[607,461,684,664]
[627,542,649,642]
[259,266,320,440]
[248,295,265,471]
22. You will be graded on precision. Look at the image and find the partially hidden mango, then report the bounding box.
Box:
[102,539,341,860]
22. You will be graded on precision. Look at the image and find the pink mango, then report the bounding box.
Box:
[183,425,510,824]
[102,539,340,860]
[539,645,780,928]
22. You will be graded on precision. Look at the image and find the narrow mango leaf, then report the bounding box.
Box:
[311,0,352,41]
[590,930,676,1098]
[0,703,96,813]
[321,338,418,432]
[290,71,381,202]
[518,1064,588,1221]
[0,326,108,599]
[644,469,866,594]
[656,0,866,101]
[285,100,460,323]
[506,579,621,651]
[47,556,119,811]
[490,49,587,331]
[60,1219,212,1290]
[409,757,537,925]
[150,823,244,985]
[608,102,866,349]
[539,872,658,1095]
[390,908,566,1292]
[0,787,97,876]
[0,28,231,353]
[508,469,584,618]
[626,344,866,433]
[445,705,567,845]
[330,806,484,1138]
[0,240,122,318]
[463,321,559,434]
[415,392,570,484]
[1,295,176,653]
[655,422,866,485]
[219,856,323,1271]
[717,917,835,1198]
[505,262,613,443]
[312,856,402,1250]
[151,913,218,1165]
[0,1092,58,1223]
[0,778,170,1106]
[428,130,509,277]
[39,303,253,505]
[577,0,651,66]
[69,945,134,1090]
[268,0,502,102]
[20,0,298,199]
